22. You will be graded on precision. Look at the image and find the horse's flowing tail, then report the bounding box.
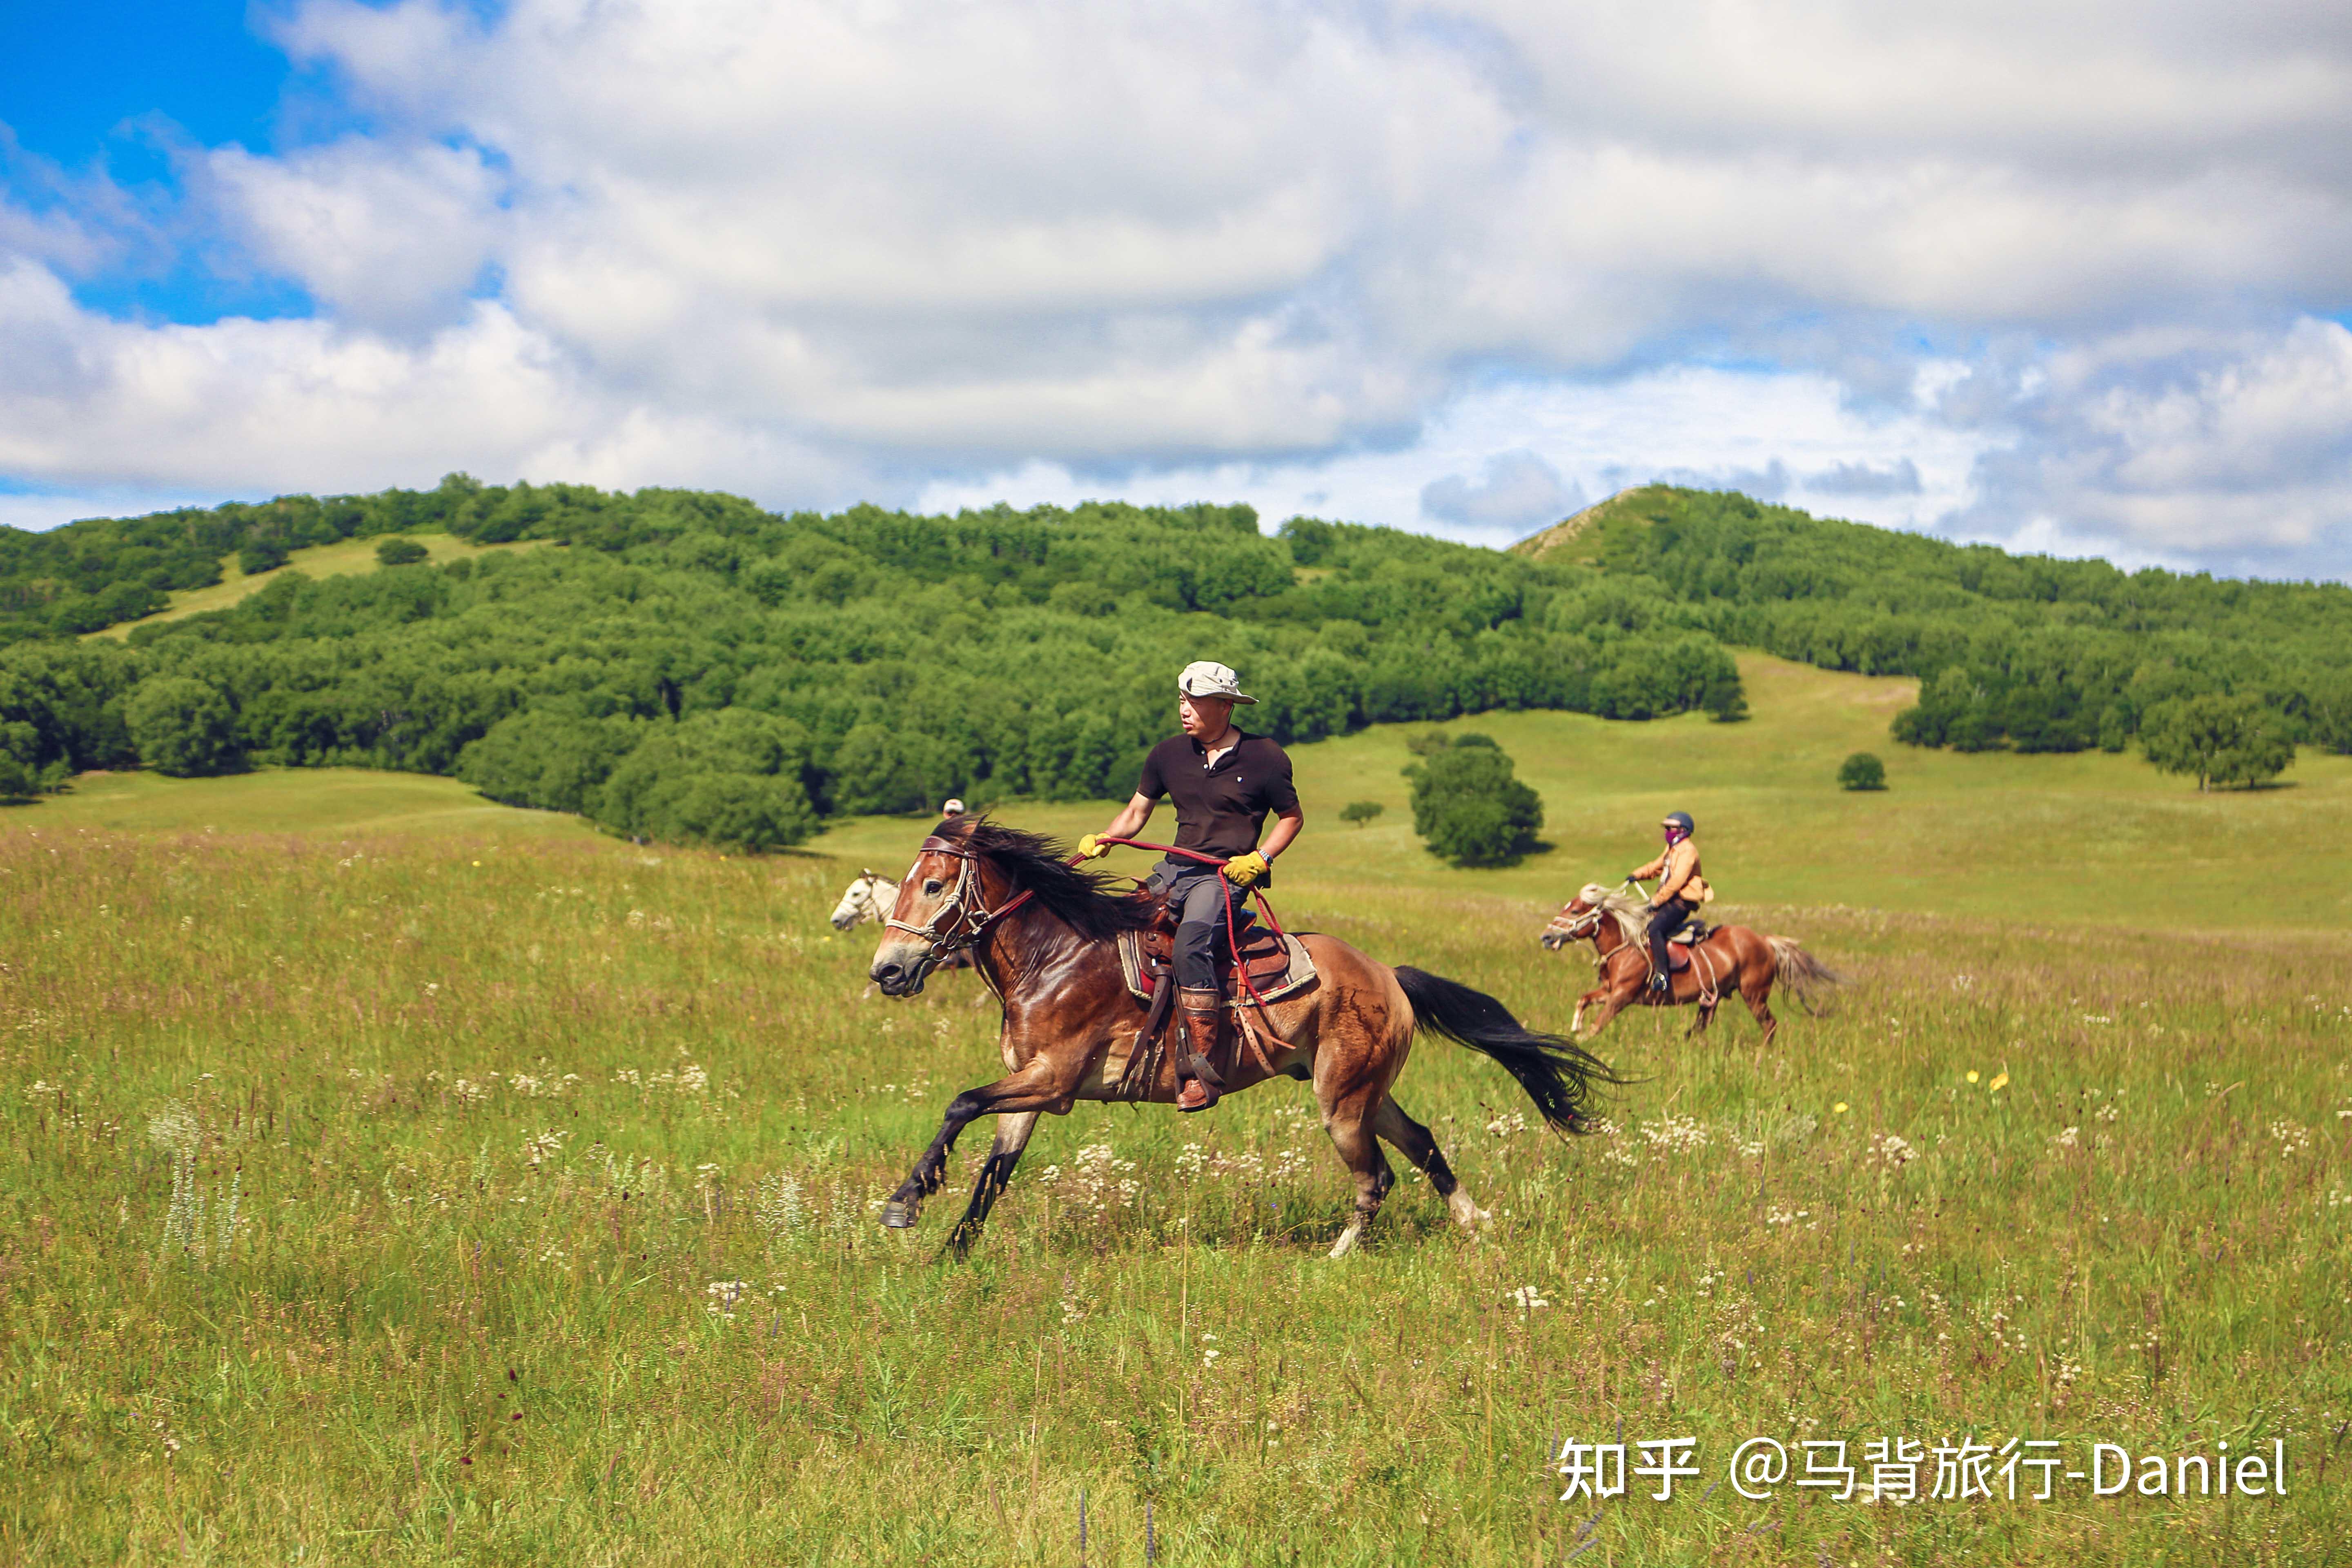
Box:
[1396,967,1621,1135]
[1768,937,1841,1016]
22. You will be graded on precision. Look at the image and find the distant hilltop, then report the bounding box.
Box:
[1510,486,1667,564]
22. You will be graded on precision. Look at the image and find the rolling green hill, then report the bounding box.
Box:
[1519,484,2352,757]
[6,479,2350,862]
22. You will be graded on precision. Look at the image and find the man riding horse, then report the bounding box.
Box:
[1076,660,1303,1113]
[1629,810,1712,993]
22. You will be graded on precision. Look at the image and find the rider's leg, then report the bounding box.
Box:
[1171,874,1232,1111]
[1646,900,1688,992]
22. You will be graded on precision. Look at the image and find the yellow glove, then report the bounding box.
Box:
[1222,851,1269,887]
[1076,833,1113,860]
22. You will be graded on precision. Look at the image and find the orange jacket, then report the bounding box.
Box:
[1634,840,1710,905]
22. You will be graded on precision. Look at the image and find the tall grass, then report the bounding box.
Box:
[0,824,2345,1564]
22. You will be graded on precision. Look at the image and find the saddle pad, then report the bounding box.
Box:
[1117,927,1319,1007]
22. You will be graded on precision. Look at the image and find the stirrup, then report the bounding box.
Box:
[1648,970,1670,994]
[1177,1053,1225,1112]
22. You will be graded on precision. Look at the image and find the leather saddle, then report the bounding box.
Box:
[1116,890,1316,1006]
[1659,915,1711,972]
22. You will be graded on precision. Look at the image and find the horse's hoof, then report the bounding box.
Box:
[880,1199,919,1229]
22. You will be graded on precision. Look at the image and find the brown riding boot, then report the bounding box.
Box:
[1174,987,1227,1112]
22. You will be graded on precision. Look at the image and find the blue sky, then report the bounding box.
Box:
[3,4,287,162]
[3,0,2350,577]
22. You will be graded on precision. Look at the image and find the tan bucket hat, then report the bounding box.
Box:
[1176,660,1256,704]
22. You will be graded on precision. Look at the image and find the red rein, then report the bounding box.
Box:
[1086,835,1292,1017]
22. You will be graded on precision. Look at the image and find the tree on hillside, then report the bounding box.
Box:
[457,709,647,814]
[827,722,955,815]
[1405,734,1542,867]
[238,538,290,576]
[125,677,243,777]
[0,721,51,801]
[375,537,429,566]
[1703,669,1749,722]
[1838,751,1886,791]
[1339,800,1384,827]
[596,709,819,851]
[2310,673,2352,755]
[2138,694,2294,791]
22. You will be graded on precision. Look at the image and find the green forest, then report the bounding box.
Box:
[1,476,2345,847]
[1533,486,2352,759]
[0,479,1738,846]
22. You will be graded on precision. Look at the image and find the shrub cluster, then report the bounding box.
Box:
[1403,733,1544,867]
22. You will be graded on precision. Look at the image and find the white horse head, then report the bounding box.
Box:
[830,869,898,931]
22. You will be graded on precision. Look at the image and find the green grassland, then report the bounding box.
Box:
[80,533,550,640]
[815,654,2352,935]
[28,768,603,842]
[2,657,2346,1564]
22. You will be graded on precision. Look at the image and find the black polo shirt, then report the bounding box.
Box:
[1136,729,1299,870]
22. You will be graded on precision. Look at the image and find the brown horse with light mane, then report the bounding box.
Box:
[1541,883,1838,1045]
[867,819,1619,1257]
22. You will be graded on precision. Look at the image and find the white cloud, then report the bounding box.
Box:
[916,363,1994,548]
[0,0,2348,572]
[1422,451,1584,532]
[205,139,505,332]
[1953,316,2352,573]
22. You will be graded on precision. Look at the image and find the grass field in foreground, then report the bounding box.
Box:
[81,533,551,640]
[3,800,2349,1555]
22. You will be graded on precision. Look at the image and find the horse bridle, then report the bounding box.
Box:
[881,837,1035,964]
[1548,902,1606,943]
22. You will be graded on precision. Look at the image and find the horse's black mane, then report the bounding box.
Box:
[941,817,1160,942]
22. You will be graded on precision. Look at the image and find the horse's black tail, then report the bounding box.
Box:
[1396,967,1621,1136]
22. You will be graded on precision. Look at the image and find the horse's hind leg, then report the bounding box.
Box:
[1374,1096,1488,1234]
[944,1111,1039,1258]
[1743,977,1777,1048]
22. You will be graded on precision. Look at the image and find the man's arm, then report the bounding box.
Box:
[1260,805,1304,861]
[1081,793,1155,855]
[1630,853,1667,881]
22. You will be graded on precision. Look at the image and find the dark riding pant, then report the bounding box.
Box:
[1152,865,1249,992]
[1646,897,1694,980]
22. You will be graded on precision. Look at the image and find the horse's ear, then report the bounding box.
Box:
[861,868,875,878]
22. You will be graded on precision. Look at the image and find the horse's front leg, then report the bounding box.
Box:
[1572,987,1608,1034]
[1579,976,1643,1042]
[879,1056,1091,1230]
[880,1102,986,1229]
[943,1111,1040,1257]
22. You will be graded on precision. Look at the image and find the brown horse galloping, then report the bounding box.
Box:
[867,819,1619,1258]
[1540,883,1838,1046]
